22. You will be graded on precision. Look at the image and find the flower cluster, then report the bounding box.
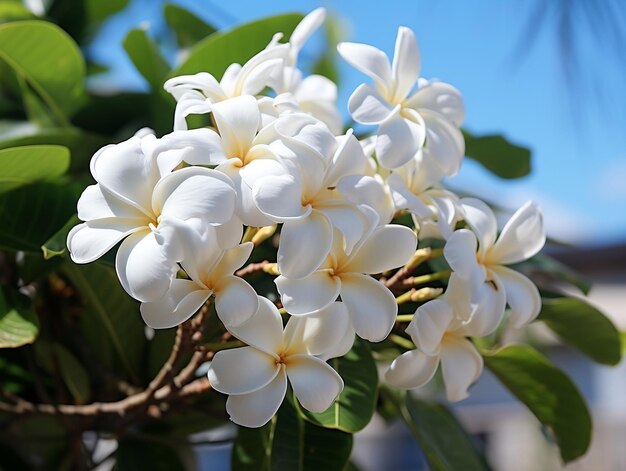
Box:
[67,9,545,427]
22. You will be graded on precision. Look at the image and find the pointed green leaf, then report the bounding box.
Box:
[233,400,353,471]
[516,254,590,295]
[398,392,490,471]
[0,288,39,348]
[0,145,69,194]
[173,13,304,79]
[123,28,171,91]
[464,131,531,179]
[61,262,146,383]
[0,181,81,253]
[86,0,128,23]
[164,4,216,48]
[297,339,378,433]
[539,296,622,365]
[0,21,85,123]
[483,344,592,462]
[41,214,80,259]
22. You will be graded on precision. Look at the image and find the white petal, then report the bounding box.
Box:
[252,174,309,220]
[157,128,227,172]
[444,273,473,322]
[421,110,464,176]
[376,111,425,169]
[325,131,368,186]
[460,198,498,258]
[212,242,254,280]
[444,229,482,280]
[164,72,223,101]
[115,230,177,302]
[460,275,506,337]
[152,215,210,267]
[339,273,396,341]
[385,349,439,390]
[211,96,260,157]
[227,296,283,356]
[387,173,432,218]
[407,81,464,126]
[274,113,336,163]
[347,83,395,125]
[67,219,144,264]
[287,355,343,412]
[277,210,332,279]
[208,347,279,395]
[406,299,454,355]
[275,271,340,315]
[140,279,210,329]
[170,91,213,131]
[491,266,542,328]
[214,276,259,327]
[338,175,396,224]
[283,302,351,356]
[345,224,417,274]
[90,138,158,216]
[290,8,326,53]
[225,370,287,428]
[488,202,545,265]
[337,42,392,91]
[77,185,146,221]
[391,26,420,102]
[240,58,284,96]
[440,336,483,402]
[154,167,236,224]
[317,201,369,256]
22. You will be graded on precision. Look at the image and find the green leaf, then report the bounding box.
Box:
[233,400,353,471]
[483,344,592,462]
[517,254,590,295]
[0,21,85,123]
[0,145,69,194]
[173,13,304,78]
[123,28,171,91]
[298,338,378,433]
[311,15,343,84]
[164,3,216,48]
[61,262,146,383]
[538,296,621,365]
[41,214,80,259]
[0,181,81,253]
[399,393,490,471]
[86,0,128,23]
[114,435,187,471]
[464,131,531,179]
[34,340,91,404]
[0,288,39,348]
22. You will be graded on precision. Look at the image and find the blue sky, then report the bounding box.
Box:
[89,0,626,246]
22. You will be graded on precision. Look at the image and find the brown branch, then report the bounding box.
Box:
[235,260,271,277]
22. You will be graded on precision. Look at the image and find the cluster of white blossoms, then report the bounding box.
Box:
[67,9,545,427]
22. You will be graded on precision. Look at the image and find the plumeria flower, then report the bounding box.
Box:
[254,120,376,278]
[388,149,462,239]
[275,226,417,341]
[385,274,502,401]
[264,8,342,133]
[140,225,257,328]
[164,44,289,130]
[338,26,464,171]
[208,296,344,428]
[67,132,236,302]
[444,198,545,328]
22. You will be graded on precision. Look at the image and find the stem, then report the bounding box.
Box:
[251,225,277,246]
[406,270,452,286]
[202,340,244,352]
[388,334,415,350]
[241,226,259,243]
[396,314,413,322]
[262,263,280,276]
[395,287,444,305]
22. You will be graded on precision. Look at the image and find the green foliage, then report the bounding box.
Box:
[298,339,378,433]
[164,3,216,48]
[233,399,353,471]
[123,28,171,91]
[464,131,531,179]
[0,145,69,194]
[0,21,85,124]
[0,288,39,348]
[483,345,592,462]
[539,296,622,365]
[173,13,304,78]
[517,254,591,294]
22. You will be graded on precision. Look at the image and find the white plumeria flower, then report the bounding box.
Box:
[385,274,501,401]
[275,225,417,341]
[67,133,236,303]
[180,95,291,227]
[264,8,343,133]
[338,26,464,172]
[254,120,376,278]
[208,296,344,428]
[140,224,258,328]
[164,44,289,130]
[388,149,462,239]
[444,198,546,328]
